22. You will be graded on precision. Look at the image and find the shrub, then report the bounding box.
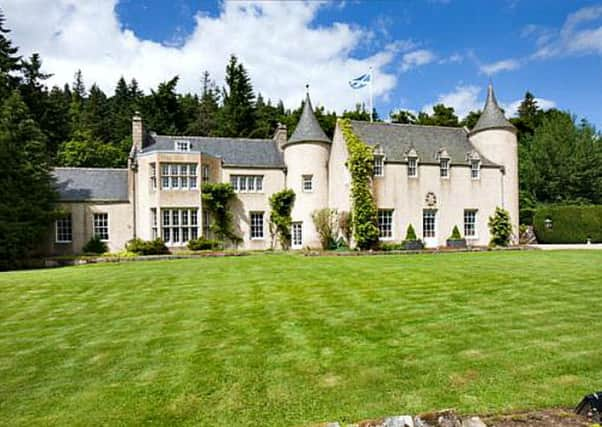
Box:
[488,207,513,247]
[404,224,418,241]
[449,225,462,240]
[380,242,404,251]
[187,238,220,251]
[533,205,602,243]
[126,238,169,255]
[269,189,295,250]
[82,235,108,254]
[312,208,338,250]
[338,211,352,245]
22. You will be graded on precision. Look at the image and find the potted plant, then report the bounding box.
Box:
[402,224,424,250]
[446,225,467,249]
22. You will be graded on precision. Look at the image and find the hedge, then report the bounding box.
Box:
[533,205,602,243]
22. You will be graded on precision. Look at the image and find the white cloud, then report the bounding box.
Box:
[503,97,556,117]
[422,85,481,118]
[401,49,436,71]
[1,0,399,112]
[480,58,521,75]
[532,5,602,58]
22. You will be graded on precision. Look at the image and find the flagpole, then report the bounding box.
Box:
[369,66,373,123]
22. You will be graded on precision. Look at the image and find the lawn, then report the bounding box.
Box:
[1,251,601,426]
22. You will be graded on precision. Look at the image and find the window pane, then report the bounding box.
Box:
[256,176,263,191]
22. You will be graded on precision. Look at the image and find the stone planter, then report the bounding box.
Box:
[446,238,467,249]
[403,240,424,250]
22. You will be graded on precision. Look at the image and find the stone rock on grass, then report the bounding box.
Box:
[354,415,414,426]
[462,417,487,427]
[414,409,463,427]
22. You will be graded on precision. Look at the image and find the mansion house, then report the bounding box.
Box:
[46,83,518,254]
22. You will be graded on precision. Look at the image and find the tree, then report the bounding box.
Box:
[187,71,220,136]
[218,55,256,137]
[0,92,57,268]
[312,208,338,250]
[342,103,378,122]
[44,86,71,159]
[390,109,417,124]
[69,70,86,135]
[460,110,481,129]
[83,84,111,143]
[488,207,513,247]
[0,10,21,98]
[142,76,182,134]
[56,130,128,168]
[109,77,136,143]
[416,104,459,127]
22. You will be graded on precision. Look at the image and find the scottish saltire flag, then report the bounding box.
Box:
[349,73,371,89]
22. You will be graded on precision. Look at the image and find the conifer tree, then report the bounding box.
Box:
[218,55,256,137]
[0,10,21,98]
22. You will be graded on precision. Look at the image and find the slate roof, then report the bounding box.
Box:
[141,135,285,168]
[349,120,499,166]
[471,83,516,134]
[286,92,330,146]
[53,167,129,202]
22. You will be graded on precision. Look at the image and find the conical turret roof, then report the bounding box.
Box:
[471,83,516,134]
[286,92,330,146]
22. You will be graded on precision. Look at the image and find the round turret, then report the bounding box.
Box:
[283,90,331,248]
[469,83,519,238]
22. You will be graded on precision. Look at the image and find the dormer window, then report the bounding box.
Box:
[408,157,418,178]
[471,159,481,179]
[440,158,450,178]
[175,140,191,152]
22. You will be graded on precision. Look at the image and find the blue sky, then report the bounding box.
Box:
[5,0,602,126]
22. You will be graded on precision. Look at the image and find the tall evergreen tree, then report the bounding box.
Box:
[43,86,71,159]
[218,55,256,137]
[109,77,135,143]
[0,92,57,268]
[460,110,481,129]
[187,71,220,136]
[0,10,21,98]
[69,70,86,135]
[83,84,111,143]
[142,76,182,134]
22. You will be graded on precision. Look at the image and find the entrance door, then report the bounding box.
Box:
[292,222,303,249]
[422,209,437,248]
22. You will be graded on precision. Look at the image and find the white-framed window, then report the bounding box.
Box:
[302,175,313,192]
[93,213,109,241]
[423,209,436,238]
[203,210,211,238]
[160,163,197,190]
[292,222,303,248]
[374,155,384,177]
[202,164,210,184]
[150,163,157,190]
[175,140,191,152]
[250,212,264,239]
[377,209,393,239]
[464,209,477,238]
[55,215,72,243]
[471,159,480,180]
[230,175,263,193]
[151,208,158,239]
[440,158,450,178]
[161,208,198,245]
[408,157,418,178]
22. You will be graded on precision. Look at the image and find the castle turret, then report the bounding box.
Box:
[283,89,331,248]
[469,83,519,239]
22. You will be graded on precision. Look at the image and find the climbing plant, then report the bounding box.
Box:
[339,118,379,250]
[268,189,295,249]
[201,182,242,246]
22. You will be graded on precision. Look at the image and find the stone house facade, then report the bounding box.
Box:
[47,83,518,254]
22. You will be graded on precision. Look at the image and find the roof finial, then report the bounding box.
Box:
[305,84,309,94]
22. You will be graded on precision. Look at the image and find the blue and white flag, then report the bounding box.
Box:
[349,73,371,89]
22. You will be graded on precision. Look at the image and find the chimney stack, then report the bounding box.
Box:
[132,112,144,152]
[273,122,288,150]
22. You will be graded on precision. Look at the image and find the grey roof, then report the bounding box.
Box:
[349,120,498,166]
[286,93,330,146]
[142,135,285,168]
[471,83,516,134]
[53,168,129,202]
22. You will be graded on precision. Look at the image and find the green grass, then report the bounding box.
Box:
[1,251,601,426]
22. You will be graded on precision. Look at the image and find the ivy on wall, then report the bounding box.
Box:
[269,189,296,250]
[339,118,379,250]
[201,182,242,246]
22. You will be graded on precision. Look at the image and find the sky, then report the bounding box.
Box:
[3,0,602,127]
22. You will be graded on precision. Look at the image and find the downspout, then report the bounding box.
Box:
[500,166,505,209]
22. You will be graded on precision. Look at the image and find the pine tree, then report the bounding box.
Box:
[218,55,256,137]
[69,70,86,135]
[109,77,134,143]
[187,71,220,136]
[83,84,111,143]
[142,76,182,134]
[0,10,21,98]
[44,86,71,159]
[0,91,57,268]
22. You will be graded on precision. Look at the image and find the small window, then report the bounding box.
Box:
[471,159,480,180]
[150,163,157,190]
[230,175,264,193]
[160,163,197,190]
[202,164,210,184]
[56,215,72,243]
[377,209,393,239]
[464,209,477,237]
[374,155,384,177]
[302,175,313,192]
[408,157,418,178]
[250,212,264,239]
[175,140,191,152]
[151,208,158,239]
[93,213,109,241]
[292,222,303,248]
[440,158,450,178]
